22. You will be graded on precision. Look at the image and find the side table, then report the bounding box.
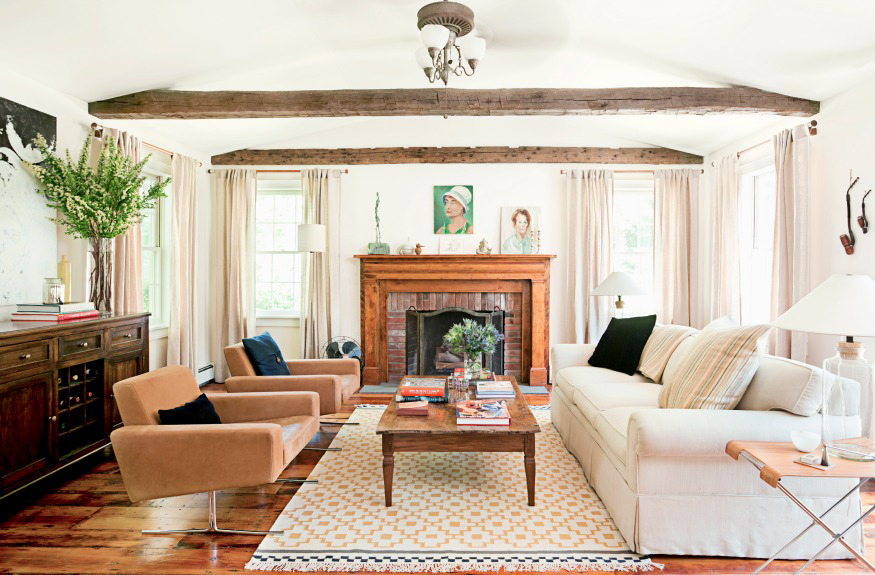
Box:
[727,439,875,574]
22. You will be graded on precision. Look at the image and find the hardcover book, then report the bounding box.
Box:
[399,378,447,397]
[456,399,511,426]
[396,400,429,416]
[17,302,96,313]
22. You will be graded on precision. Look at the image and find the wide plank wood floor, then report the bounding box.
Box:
[1,386,873,575]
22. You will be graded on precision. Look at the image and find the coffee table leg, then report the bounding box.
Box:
[524,434,536,506]
[382,435,394,507]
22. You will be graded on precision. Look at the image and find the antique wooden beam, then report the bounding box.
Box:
[90,87,819,119]
[210,146,703,165]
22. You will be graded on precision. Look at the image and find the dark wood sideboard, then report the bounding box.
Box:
[0,313,149,500]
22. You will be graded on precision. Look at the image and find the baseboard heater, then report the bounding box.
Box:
[196,363,215,386]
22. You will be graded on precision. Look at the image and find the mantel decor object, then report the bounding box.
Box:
[367,192,390,255]
[27,134,169,311]
[772,274,875,466]
[476,238,492,254]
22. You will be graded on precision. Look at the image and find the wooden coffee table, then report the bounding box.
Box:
[376,375,541,507]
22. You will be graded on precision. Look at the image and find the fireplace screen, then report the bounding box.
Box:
[405,307,504,377]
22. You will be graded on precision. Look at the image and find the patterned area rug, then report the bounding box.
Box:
[247,406,658,572]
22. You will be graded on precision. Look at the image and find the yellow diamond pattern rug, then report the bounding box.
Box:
[246,406,658,572]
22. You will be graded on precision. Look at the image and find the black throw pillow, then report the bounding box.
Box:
[242,331,292,376]
[158,393,222,425]
[588,314,657,376]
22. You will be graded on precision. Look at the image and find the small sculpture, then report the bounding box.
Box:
[476,238,492,255]
[415,243,423,255]
[398,238,416,255]
[367,192,390,255]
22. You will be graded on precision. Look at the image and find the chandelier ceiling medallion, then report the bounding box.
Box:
[415,0,486,85]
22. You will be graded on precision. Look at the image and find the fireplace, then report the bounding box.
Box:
[406,307,505,377]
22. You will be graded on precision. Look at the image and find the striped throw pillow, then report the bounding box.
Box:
[658,324,772,410]
[638,325,698,382]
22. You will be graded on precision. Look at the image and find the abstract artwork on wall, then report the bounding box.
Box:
[434,185,474,234]
[0,96,57,306]
[500,206,541,254]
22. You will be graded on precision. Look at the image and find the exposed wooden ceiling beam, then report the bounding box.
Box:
[211,146,703,166]
[90,87,818,119]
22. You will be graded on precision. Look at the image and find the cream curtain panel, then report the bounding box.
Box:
[709,155,741,322]
[92,129,143,313]
[300,169,341,359]
[565,169,613,343]
[167,154,199,369]
[655,169,701,327]
[770,125,810,361]
[210,169,256,382]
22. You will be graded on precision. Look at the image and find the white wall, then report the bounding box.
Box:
[0,66,213,378]
[703,77,875,367]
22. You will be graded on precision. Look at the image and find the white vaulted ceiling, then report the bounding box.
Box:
[1,0,874,156]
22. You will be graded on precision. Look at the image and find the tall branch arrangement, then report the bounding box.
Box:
[26,134,169,239]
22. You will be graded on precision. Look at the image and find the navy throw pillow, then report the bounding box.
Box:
[588,314,657,376]
[158,394,222,425]
[242,331,292,376]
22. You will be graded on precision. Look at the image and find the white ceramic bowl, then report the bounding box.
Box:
[791,430,821,453]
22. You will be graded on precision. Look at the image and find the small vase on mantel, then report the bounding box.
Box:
[88,237,113,312]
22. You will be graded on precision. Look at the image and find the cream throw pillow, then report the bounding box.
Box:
[638,325,698,382]
[658,324,772,410]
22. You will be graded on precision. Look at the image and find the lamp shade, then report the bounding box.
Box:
[591,272,645,296]
[420,24,450,50]
[415,47,433,70]
[771,274,875,337]
[296,224,326,253]
[459,35,486,61]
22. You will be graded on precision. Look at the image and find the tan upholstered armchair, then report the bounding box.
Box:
[110,365,319,535]
[224,343,360,415]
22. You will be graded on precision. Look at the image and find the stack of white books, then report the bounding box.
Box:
[475,380,515,399]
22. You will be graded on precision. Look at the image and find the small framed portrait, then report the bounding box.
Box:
[434,185,474,234]
[500,206,541,254]
[439,235,471,254]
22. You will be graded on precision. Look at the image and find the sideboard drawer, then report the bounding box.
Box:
[0,341,52,374]
[60,331,102,358]
[110,325,143,349]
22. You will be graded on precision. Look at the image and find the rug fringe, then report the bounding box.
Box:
[245,559,660,573]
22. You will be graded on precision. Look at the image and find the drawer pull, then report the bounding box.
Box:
[123,333,133,338]
[49,415,57,422]
[19,353,31,360]
[78,342,89,348]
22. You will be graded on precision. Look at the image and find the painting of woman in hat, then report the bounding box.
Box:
[434,185,474,234]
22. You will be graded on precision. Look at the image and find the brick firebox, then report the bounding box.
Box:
[386,291,523,383]
[355,255,555,386]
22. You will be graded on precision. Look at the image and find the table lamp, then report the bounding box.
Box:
[592,271,644,318]
[771,274,875,466]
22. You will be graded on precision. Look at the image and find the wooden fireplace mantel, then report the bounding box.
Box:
[355,254,555,386]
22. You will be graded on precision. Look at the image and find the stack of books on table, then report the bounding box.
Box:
[396,378,448,403]
[396,400,429,416]
[456,399,511,426]
[12,302,98,322]
[475,379,515,399]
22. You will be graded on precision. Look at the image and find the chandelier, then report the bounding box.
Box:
[415,1,486,85]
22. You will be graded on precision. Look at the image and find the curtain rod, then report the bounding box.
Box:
[207,168,349,174]
[560,168,704,174]
[90,122,203,167]
[709,120,818,167]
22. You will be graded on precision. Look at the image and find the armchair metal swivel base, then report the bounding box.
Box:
[142,491,281,536]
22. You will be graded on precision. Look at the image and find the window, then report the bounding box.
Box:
[738,159,777,325]
[140,154,171,328]
[255,175,304,317]
[611,174,656,316]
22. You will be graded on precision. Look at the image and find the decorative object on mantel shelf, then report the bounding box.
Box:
[475,238,492,254]
[415,243,424,255]
[841,171,861,255]
[26,135,169,311]
[434,185,474,234]
[367,192,390,255]
[398,238,416,255]
[414,0,486,86]
[501,206,541,254]
[443,318,504,380]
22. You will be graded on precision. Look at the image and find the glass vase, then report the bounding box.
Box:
[88,237,113,312]
[463,352,482,381]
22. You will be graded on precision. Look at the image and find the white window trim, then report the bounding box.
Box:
[142,165,172,331]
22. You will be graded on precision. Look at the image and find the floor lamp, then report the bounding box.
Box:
[297,224,327,357]
[771,274,875,466]
[592,271,644,318]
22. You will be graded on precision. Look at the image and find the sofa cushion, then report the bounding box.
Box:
[588,315,657,375]
[659,324,771,409]
[554,366,651,401]
[254,415,320,466]
[571,382,661,423]
[639,325,699,382]
[737,355,823,416]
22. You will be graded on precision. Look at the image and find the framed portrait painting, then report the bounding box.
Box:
[434,185,473,234]
[500,206,541,254]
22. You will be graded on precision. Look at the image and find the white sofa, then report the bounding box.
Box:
[550,341,863,559]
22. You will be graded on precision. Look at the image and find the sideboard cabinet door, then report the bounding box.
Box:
[0,374,52,488]
[107,352,144,429]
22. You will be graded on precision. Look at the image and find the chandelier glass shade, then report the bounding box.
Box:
[415,1,485,85]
